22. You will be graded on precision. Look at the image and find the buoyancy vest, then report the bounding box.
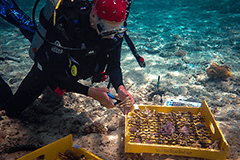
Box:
[34,0,123,84]
[31,0,144,88]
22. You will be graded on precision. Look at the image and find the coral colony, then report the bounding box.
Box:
[160,122,175,135]
[206,62,232,80]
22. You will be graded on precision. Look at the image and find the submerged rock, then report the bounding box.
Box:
[175,50,187,57]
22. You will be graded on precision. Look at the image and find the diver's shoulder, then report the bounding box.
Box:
[43,0,58,20]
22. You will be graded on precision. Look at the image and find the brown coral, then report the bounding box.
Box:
[206,62,232,79]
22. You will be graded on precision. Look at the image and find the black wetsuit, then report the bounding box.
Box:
[1,6,124,117]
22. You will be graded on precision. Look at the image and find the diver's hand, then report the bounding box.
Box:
[117,85,135,114]
[88,87,115,109]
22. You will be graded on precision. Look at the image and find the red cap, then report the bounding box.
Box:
[93,0,127,22]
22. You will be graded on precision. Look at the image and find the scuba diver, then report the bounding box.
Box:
[0,0,137,118]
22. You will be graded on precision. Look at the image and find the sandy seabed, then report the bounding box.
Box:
[1,2,240,159]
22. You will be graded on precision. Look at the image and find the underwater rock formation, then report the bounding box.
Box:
[175,50,187,56]
[206,62,232,79]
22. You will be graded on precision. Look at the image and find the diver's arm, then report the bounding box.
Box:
[63,81,89,96]
[48,71,114,108]
[88,87,114,108]
[47,70,90,96]
[107,37,135,113]
[107,38,124,91]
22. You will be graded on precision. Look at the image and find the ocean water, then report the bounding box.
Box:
[0,1,240,158]
[0,0,240,96]
[122,1,240,93]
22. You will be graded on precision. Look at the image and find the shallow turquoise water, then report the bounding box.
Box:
[0,2,240,157]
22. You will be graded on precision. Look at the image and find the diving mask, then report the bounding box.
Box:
[96,16,127,37]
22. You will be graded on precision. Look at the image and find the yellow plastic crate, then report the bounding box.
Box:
[125,100,229,160]
[18,134,102,160]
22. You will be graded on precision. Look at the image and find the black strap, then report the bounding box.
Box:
[39,8,53,30]
[126,0,132,20]
[124,33,145,68]
[124,0,145,68]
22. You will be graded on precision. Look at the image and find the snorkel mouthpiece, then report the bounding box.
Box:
[97,23,127,37]
[96,15,127,37]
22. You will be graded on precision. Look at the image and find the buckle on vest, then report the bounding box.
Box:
[54,87,66,96]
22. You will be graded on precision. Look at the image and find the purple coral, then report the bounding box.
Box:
[179,126,191,135]
[145,141,154,144]
[161,122,175,135]
[129,126,138,133]
[153,133,159,137]
[131,139,141,143]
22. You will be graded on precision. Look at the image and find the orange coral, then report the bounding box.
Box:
[207,62,232,79]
